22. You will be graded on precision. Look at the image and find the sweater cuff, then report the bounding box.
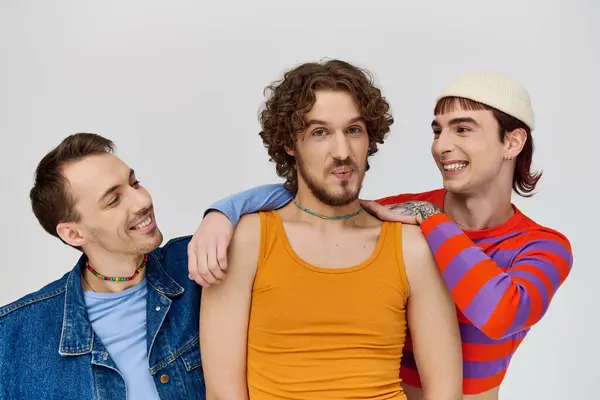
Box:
[420,212,453,236]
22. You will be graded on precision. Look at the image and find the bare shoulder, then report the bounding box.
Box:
[401,224,430,258]
[400,224,437,285]
[231,213,261,248]
[226,213,262,277]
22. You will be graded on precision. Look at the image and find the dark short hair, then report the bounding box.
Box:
[29,133,115,245]
[258,59,394,192]
[435,97,541,197]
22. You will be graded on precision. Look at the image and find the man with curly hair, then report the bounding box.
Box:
[198,60,463,399]
[190,69,574,399]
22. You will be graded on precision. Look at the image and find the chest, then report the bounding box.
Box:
[281,222,382,269]
[474,234,524,270]
[86,292,147,346]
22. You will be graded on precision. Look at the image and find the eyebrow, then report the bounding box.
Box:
[306,116,365,126]
[431,117,480,128]
[98,169,135,204]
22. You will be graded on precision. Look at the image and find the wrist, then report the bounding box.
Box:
[419,212,452,236]
[418,209,441,224]
[204,208,237,227]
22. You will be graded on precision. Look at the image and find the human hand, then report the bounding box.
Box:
[187,211,234,287]
[360,200,442,225]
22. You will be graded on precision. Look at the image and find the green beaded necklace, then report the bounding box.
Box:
[86,254,148,282]
[292,198,362,220]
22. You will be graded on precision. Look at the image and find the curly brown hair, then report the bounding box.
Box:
[258,59,394,192]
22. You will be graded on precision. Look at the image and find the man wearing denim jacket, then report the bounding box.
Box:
[0,133,205,399]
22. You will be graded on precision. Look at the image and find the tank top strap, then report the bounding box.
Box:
[384,221,410,300]
[258,210,282,264]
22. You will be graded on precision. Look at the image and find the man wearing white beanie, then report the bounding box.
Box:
[187,69,574,399]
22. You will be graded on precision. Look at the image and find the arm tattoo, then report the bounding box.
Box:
[387,201,442,224]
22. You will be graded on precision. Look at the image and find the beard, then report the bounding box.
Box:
[87,224,163,257]
[296,152,365,206]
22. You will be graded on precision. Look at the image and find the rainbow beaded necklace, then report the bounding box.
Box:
[86,254,148,282]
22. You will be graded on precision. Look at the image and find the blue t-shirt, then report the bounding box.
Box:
[84,279,159,400]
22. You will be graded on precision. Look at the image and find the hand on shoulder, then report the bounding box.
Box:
[360,200,442,225]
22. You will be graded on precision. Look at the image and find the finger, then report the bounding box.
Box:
[378,213,416,223]
[216,241,228,273]
[199,246,221,285]
[187,250,208,286]
[360,200,381,216]
[373,207,417,223]
[206,243,226,281]
[187,242,198,278]
[188,250,209,287]
[388,215,419,224]
[189,275,210,288]
[359,199,376,211]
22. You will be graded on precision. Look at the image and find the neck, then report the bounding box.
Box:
[81,250,147,294]
[292,189,363,228]
[444,184,514,231]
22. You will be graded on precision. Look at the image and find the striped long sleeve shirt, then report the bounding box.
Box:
[208,183,574,395]
[377,188,573,394]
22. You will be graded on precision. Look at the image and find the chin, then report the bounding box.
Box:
[149,229,164,248]
[442,179,471,194]
[330,189,360,205]
[137,229,164,254]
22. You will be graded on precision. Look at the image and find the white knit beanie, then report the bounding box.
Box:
[436,70,535,131]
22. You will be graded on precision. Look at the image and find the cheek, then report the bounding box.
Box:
[96,213,129,235]
[430,141,437,157]
[469,143,504,174]
[303,145,325,164]
[353,136,370,160]
[462,137,494,160]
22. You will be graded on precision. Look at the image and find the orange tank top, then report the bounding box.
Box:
[246,211,410,399]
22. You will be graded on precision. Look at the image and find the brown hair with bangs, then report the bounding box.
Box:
[434,97,542,197]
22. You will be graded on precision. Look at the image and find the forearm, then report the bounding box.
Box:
[205,183,293,227]
[422,392,461,400]
[206,385,249,400]
[420,213,573,339]
[402,385,461,400]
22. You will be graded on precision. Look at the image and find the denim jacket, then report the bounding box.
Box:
[0,236,205,400]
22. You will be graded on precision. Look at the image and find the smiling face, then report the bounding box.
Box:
[431,103,510,195]
[288,90,369,206]
[57,153,163,257]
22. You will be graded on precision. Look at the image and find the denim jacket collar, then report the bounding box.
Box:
[58,252,185,356]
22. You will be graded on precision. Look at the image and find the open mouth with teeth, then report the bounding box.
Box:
[130,215,154,231]
[443,161,469,172]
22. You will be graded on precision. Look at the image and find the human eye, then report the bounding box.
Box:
[347,126,363,134]
[108,194,121,207]
[312,128,327,137]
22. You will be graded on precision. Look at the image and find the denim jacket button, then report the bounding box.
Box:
[160,374,169,384]
[155,306,161,311]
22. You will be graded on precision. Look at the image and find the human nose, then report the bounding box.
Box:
[432,130,455,156]
[330,130,351,160]
[131,187,152,214]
